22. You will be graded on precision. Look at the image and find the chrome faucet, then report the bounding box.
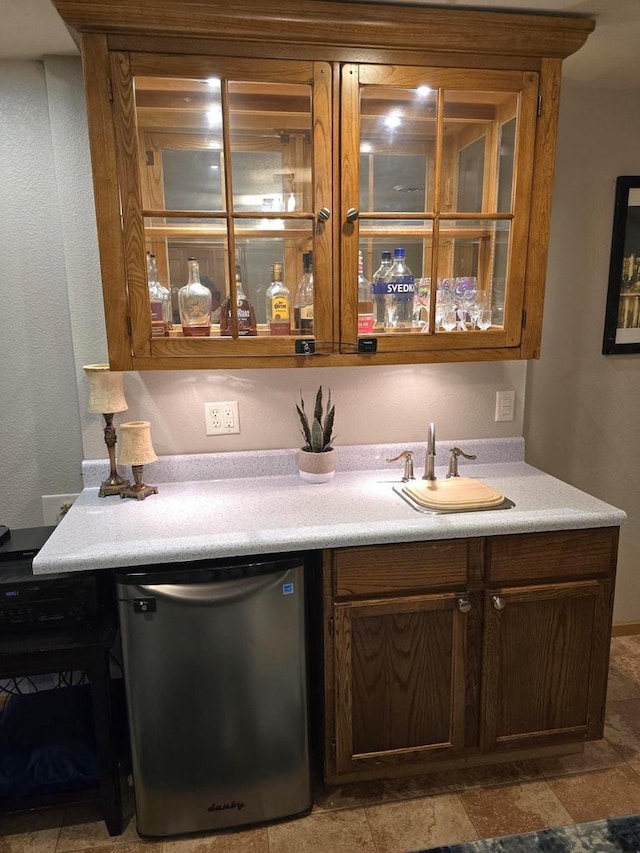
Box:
[423,422,437,480]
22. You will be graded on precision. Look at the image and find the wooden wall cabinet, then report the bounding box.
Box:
[322,528,618,784]
[52,0,594,370]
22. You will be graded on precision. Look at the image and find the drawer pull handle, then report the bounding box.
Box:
[346,207,359,222]
[317,207,331,222]
[492,595,506,611]
[458,597,471,613]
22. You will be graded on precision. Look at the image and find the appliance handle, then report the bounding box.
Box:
[136,569,292,605]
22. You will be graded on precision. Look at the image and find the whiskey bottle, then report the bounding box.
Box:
[266,262,291,336]
[178,257,212,336]
[357,251,374,335]
[146,252,171,337]
[294,251,314,335]
[220,265,258,336]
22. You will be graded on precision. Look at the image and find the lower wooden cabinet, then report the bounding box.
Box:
[322,527,618,783]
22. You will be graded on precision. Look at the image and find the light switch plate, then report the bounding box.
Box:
[495,390,515,422]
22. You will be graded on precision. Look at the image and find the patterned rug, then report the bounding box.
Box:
[412,815,640,852]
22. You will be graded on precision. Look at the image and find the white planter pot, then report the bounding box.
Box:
[298,448,336,483]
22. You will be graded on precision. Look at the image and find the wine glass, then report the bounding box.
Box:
[478,308,492,331]
[470,291,488,329]
[442,308,457,331]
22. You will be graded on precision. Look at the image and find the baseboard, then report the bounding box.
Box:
[612,621,640,637]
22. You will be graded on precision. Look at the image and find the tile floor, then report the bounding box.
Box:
[4,635,640,853]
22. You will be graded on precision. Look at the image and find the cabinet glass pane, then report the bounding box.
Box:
[161,147,224,212]
[149,227,229,332]
[228,82,312,213]
[234,222,313,333]
[134,77,225,214]
[359,223,433,334]
[359,87,435,214]
[436,219,510,331]
[440,90,518,215]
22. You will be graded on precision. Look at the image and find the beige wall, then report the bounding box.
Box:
[525,84,640,625]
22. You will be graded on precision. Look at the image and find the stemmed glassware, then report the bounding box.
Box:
[435,279,493,332]
[478,308,493,330]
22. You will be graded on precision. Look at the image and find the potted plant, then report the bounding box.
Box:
[296,386,336,482]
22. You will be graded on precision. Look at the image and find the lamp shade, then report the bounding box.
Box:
[118,421,158,466]
[83,364,128,414]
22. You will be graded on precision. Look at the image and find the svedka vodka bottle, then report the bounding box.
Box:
[384,247,416,331]
[371,250,392,330]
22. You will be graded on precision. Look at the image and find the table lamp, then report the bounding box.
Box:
[83,363,131,497]
[118,421,159,500]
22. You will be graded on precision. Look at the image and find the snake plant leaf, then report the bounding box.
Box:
[311,417,324,452]
[323,404,335,450]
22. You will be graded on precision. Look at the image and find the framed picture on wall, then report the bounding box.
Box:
[603,176,640,354]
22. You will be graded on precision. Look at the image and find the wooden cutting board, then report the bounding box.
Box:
[403,477,505,511]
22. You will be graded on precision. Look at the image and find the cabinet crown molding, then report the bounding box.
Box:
[52,0,594,60]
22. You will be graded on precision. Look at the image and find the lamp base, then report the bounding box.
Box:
[99,473,131,498]
[120,483,159,501]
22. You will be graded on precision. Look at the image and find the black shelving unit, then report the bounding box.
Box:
[0,610,127,834]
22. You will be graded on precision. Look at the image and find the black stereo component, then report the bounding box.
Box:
[0,527,101,632]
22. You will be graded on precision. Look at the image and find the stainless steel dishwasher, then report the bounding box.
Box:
[115,554,311,837]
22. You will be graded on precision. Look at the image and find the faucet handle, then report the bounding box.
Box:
[387,450,415,482]
[447,446,477,478]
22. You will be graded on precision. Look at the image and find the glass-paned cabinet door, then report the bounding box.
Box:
[340,64,538,354]
[109,54,332,359]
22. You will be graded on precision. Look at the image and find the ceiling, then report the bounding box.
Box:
[0,0,639,89]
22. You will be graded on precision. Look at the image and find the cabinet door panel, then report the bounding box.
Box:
[481,580,611,752]
[334,593,467,773]
[340,64,538,355]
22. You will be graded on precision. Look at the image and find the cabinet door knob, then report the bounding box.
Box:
[458,597,471,613]
[346,207,359,222]
[492,595,505,611]
[317,207,331,222]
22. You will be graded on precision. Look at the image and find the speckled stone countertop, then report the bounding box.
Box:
[32,438,626,575]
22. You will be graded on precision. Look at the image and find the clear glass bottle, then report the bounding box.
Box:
[371,250,392,330]
[384,247,416,331]
[294,251,314,335]
[266,262,291,336]
[178,257,211,337]
[146,252,172,337]
[357,250,374,335]
[220,265,258,336]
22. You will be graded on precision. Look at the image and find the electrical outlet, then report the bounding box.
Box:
[204,401,240,436]
[42,493,80,526]
[495,390,515,422]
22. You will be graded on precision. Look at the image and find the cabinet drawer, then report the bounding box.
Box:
[333,539,475,598]
[487,527,619,583]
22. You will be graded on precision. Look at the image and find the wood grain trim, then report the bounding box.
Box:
[313,61,334,347]
[333,540,472,597]
[52,1,594,61]
[80,34,133,369]
[520,58,562,359]
[486,527,619,583]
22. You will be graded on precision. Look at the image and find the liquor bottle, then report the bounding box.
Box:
[371,250,392,330]
[146,252,172,337]
[178,257,211,337]
[294,251,314,335]
[266,262,291,336]
[384,247,416,331]
[220,265,258,336]
[357,250,374,335]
